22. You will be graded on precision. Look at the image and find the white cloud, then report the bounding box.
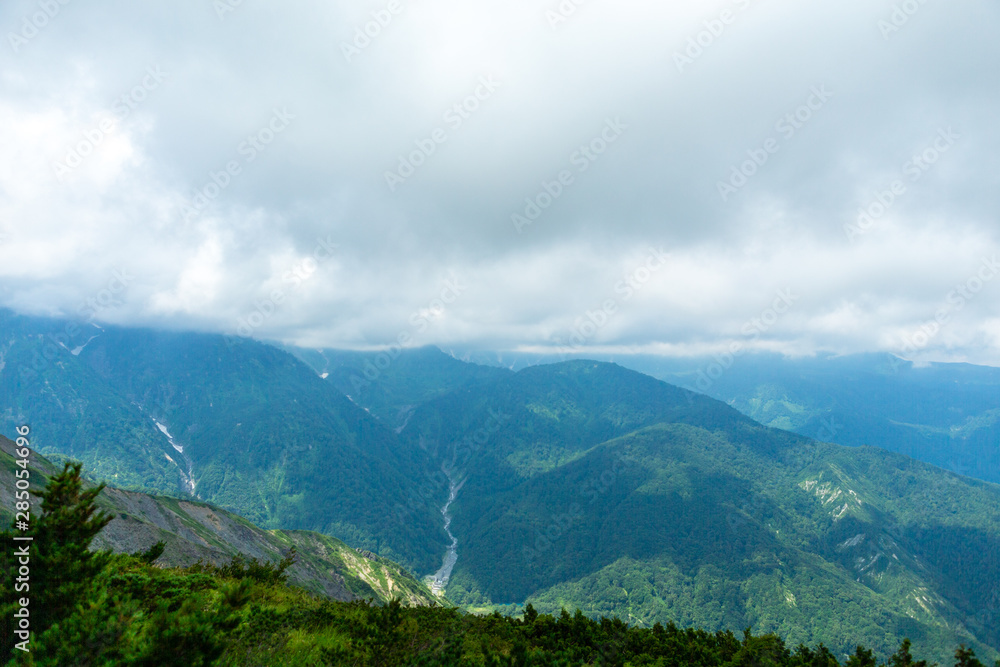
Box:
[0,0,998,365]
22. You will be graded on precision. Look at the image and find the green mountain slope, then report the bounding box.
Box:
[287,345,511,429]
[81,328,440,559]
[3,310,998,662]
[0,310,449,574]
[0,433,438,606]
[0,310,181,493]
[451,350,1000,486]
[660,353,1000,486]
[397,360,1000,664]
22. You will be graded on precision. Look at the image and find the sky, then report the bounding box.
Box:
[1,0,998,365]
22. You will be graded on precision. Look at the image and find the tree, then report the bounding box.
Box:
[954,646,985,667]
[887,639,929,667]
[32,463,113,632]
[791,643,841,667]
[2,462,112,659]
[846,645,879,667]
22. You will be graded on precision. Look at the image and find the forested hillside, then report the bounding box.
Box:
[392,360,1000,663]
[3,459,995,666]
[456,350,1000,485]
[2,312,999,663]
[0,310,448,574]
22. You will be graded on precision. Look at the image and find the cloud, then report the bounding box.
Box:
[0,0,998,364]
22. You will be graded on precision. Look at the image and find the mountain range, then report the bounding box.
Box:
[447,349,1000,485]
[1,307,998,664]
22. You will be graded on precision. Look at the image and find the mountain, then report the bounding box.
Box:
[0,309,183,492]
[632,352,1000,486]
[285,344,511,429]
[0,309,448,574]
[0,433,438,606]
[392,360,1000,664]
[449,349,1000,486]
[3,309,999,662]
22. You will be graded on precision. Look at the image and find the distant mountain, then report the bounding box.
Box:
[624,352,1000,485]
[285,345,510,429]
[451,349,1000,485]
[0,433,438,606]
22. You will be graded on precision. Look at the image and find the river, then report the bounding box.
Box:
[429,473,465,596]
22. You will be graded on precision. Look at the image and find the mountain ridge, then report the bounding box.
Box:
[0,432,439,607]
[2,310,998,663]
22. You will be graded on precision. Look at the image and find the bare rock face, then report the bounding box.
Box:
[0,433,438,607]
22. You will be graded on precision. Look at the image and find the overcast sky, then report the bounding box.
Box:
[1,0,998,364]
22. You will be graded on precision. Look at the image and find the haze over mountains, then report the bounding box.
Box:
[445,349,1000,485]
[2,308,999,663]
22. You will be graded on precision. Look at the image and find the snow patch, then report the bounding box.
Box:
[70,334,101,355]
[154,421,183,453]
[841,533,866,548]
[152,418,197,496]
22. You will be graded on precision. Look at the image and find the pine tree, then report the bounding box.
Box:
[954,646,985,667]
[30,462,113,635]
[2,462,111,660]
[845,645,879,667]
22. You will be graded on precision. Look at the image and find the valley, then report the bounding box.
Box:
[2,309,999,664]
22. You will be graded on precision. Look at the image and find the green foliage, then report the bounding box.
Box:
[188,547,298,586]
[1,461,112,657]
[953,646,985,667]
[397,361,1000,663]
[845,646,879,667]
[887,639,931,667]
[0,464,991,666]
[131,540,165,564]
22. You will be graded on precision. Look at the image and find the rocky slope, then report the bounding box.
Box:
[0,433,438,607]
